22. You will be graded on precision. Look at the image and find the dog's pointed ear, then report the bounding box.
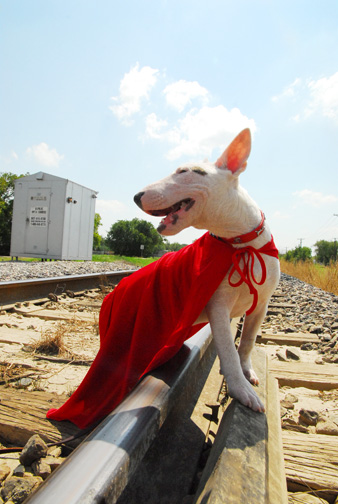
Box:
[215,128,251,175]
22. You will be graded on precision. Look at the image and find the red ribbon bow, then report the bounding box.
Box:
[228,246,267,315]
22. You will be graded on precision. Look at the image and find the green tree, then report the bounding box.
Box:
[284,246,312,262]
[0,172,24,255]
[315,240,338,265]
[106,218,165,257]
[93,213,102,250]
[167,242,187,252]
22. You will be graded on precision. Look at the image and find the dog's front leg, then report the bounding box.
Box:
[237,301,269,386]
[206,294,265,413]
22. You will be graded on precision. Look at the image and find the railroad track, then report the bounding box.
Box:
[0,272,337,503]
[0,270,135,308]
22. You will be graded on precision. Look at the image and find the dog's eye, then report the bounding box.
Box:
[192,167,207,176]
[176,168,188,174]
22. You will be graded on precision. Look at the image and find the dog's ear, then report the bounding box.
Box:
[215,128,251,175]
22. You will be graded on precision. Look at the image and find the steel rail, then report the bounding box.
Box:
[25,325,215,504]
[0,270,136,306]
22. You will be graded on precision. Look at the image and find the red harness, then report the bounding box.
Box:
[210,240,278,315]
[211,211,275,315]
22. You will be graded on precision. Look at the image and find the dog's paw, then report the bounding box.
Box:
[227,379,265,413]
[243,367,259,386]
[240,359,259,386]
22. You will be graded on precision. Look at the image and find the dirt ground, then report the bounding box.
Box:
[0,292,103,397]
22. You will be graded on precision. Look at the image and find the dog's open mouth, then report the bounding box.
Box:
[149,198,195,232]
[150,198,195,217]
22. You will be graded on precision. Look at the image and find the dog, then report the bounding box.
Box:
[134,128,280,413]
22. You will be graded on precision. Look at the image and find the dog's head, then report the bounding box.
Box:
[134,128,251,236]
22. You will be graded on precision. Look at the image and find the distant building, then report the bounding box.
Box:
[10,172,97,260]
[154,250,169,257]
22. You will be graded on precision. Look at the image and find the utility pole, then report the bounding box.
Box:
[298,238,304,247]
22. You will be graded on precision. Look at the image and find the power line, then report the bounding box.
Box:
[304,215,336,241]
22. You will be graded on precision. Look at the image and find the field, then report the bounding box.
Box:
[0,255,158,268]
[91,254,158,267]
[280,258,338,296]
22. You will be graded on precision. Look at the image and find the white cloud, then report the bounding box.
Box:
[165,105,256,160]
[272,78,302,102]
[293,189,338,207]
[109,63,159,124]
[291,114,301,122]
[111,64,257,161]
[306,72,338,121]
[1,150,19,164]
[145,113,168,139]
[272,72,338,123]
[26,142,64,167]
[163,80,209,112]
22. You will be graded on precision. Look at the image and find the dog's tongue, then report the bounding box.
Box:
[160,212,178,227]
[159,199,195,229]
[158,213,176,233]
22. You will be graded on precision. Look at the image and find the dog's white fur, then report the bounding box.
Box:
[134,129,280,412]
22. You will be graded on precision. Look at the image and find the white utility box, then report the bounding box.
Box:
[10,172,98,260]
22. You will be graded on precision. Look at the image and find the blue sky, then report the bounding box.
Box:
[1,0,338,253]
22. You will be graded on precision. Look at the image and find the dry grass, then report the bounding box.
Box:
[30,318,99,359]
[31,330,66,356]
[280,259,338,295]
[0,362,35,383]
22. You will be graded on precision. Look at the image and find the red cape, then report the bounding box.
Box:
[47,232,278,429]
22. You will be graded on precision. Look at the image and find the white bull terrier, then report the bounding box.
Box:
[134,128,280,412]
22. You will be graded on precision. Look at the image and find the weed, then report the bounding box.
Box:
[92,254,158,267]
[66,384,77,397]
[30,378,46,392]
[31,330,66,356]
[30,318,100,361]
[0,362,34,384]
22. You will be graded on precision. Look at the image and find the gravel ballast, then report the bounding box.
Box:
[1,262,337,332]
[0,260,136,282]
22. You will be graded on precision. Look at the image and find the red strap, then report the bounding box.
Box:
[228,237,279,315]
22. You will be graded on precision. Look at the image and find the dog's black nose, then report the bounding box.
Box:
[134,192,145,209]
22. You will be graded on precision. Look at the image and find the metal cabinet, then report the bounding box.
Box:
[10,172,97,260]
